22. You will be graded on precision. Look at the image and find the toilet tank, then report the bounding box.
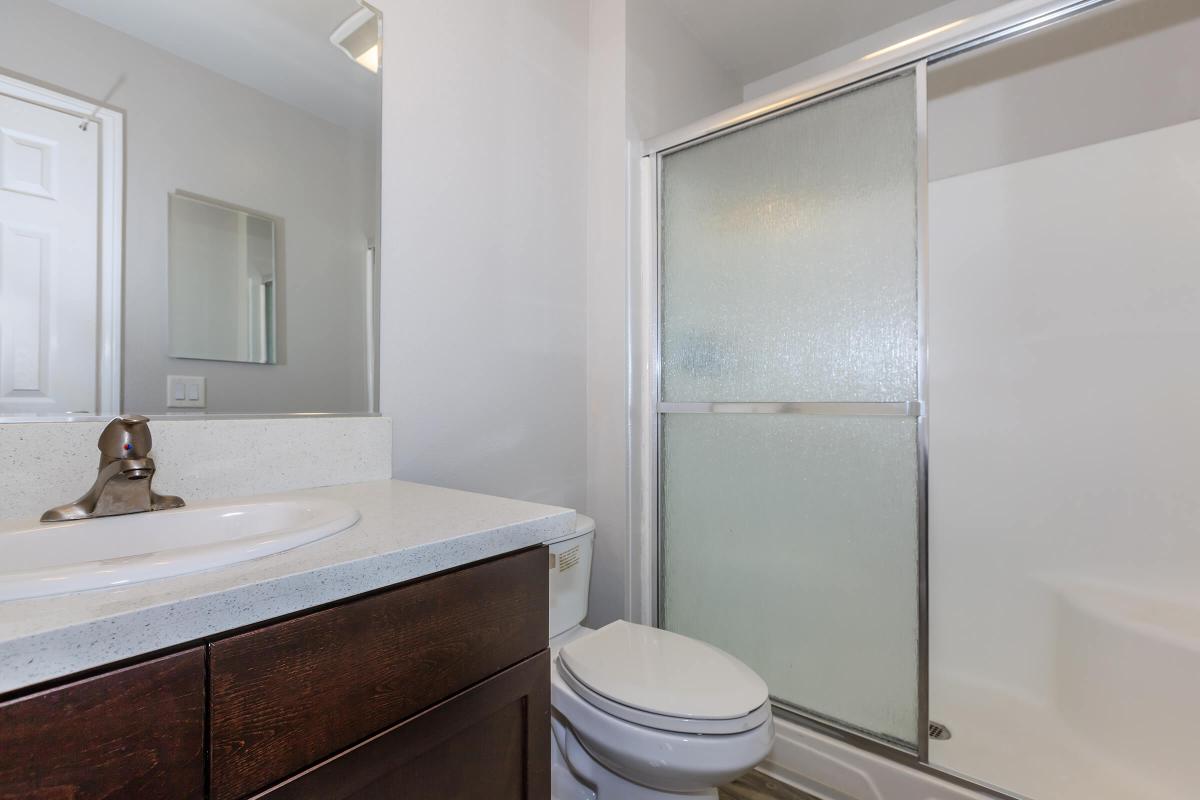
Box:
[548,514,595,639]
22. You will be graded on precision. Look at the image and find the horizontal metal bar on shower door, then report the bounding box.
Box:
[658,401,922,417]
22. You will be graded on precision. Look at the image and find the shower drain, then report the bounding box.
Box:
[928,721,952,741]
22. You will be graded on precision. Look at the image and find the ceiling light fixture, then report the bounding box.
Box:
[331,3,382,74]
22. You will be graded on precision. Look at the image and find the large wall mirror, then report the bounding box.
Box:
[0,0,381,418]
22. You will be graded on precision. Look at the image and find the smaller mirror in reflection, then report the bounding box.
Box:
[169,193,278,365]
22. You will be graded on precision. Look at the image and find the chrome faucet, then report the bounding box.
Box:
[41,415,185,522]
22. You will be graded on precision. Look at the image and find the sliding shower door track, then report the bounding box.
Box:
[770,703,1034,800]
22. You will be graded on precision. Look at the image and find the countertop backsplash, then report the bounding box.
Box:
[0,416,392,520]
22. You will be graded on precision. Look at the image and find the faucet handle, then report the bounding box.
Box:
[98,415,153,460]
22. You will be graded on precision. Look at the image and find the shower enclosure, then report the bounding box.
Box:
[638,1,1200,798]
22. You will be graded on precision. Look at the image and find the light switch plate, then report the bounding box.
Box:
[167,375,206,408]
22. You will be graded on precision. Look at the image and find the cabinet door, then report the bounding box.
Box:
[210,547,548,800]
[0,648,206,800]
[252,650,550,800]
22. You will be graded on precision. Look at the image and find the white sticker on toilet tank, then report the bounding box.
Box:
[558,544,580,572]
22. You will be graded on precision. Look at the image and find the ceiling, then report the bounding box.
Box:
[656,0,972,87]
[47,0,378,129]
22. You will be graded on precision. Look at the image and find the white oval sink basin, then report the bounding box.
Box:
[0,496,359,602]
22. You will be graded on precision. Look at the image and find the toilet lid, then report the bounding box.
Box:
[558,620,769,722]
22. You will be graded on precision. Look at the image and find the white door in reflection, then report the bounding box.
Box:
[0,93,99,415]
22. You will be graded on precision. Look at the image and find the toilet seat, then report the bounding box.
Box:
[557,620,771,735]
[557,658,771,734]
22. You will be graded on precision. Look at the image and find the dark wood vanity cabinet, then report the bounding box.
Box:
[252,651,550,800]
[0,547,550,800]
[0,648,206,799]
[210,546,549,799]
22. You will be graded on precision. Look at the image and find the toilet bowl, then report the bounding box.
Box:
[548,515,774,799]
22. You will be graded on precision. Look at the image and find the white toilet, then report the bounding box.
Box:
[548,514,775,799]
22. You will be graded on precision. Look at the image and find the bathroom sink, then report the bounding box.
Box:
[0,496,359,602]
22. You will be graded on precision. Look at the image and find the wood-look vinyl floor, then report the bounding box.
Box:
[718,770,820,800]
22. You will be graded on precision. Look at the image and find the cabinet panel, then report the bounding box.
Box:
[210,547,548,800]
[0,648,206,800]
[252,650,550,800]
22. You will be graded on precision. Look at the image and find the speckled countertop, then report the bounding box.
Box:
[0,479,574,694]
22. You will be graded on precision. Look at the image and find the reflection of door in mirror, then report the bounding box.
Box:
[0,92,99,415]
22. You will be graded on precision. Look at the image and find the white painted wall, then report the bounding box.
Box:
[626,0,743,143]
[1,0,375,414]
[376,0,590,511]
[371,0,738,626]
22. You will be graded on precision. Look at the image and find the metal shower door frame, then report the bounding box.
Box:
[650,59,926,748]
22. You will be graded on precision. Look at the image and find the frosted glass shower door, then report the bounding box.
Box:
[658,72,921,745]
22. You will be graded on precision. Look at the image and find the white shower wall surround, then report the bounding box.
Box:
[922,1,1200,797]
[927,116,1200,800]
[0,417,392,520]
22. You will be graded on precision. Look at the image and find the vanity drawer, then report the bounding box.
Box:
[250,650,550,800]
[209,546,549,800]
[0,647,206,800]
